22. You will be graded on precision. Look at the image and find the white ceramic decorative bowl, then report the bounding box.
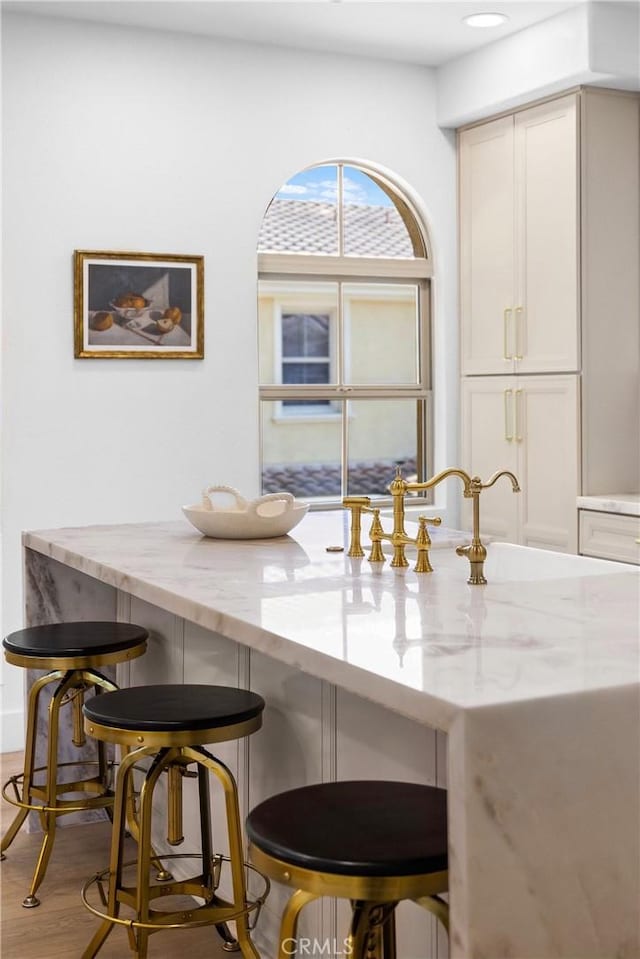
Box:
[183,485,309,540]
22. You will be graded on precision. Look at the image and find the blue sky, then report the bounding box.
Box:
[276,165,393,207]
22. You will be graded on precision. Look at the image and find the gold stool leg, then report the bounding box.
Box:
[414,894,450,934]
[89,676,119,804]
[120,743,172,883]
[0,801,29,861]
[81,746,147,959]
[278,889,320,959]
[1,670,63,862]
[23,670,79,906]
[195,761,240,952]
[184,746,260,959]
[134,748,175,959]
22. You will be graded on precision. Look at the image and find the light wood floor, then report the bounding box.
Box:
[0,751,230,958]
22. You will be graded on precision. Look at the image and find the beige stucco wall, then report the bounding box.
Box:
[259,289,421,466]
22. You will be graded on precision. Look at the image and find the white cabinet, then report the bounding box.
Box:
[459,115,515,375]
[462,376,579,552]
[460,95,578,376]
[579,511,640,565]
[460,89,639,551]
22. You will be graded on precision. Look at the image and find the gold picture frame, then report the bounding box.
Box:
[74,250,204,359]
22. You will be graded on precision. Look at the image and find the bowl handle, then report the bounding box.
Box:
[248,492,295,517]
[202,485,249,511]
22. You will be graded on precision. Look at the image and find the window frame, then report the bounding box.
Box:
[258,163,433,504]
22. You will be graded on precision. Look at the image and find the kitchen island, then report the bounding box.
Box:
[22,513,640,959]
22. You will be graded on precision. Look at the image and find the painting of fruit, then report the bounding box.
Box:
[74,250,204,359]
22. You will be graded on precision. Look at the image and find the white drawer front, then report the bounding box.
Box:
[579,510,640,565]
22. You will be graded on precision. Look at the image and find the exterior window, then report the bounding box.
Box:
[258,162,432,504]
[281,313,331,410]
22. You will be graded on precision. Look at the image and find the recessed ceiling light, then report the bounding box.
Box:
[463,12,509,28]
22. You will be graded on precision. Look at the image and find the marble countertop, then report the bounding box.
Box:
[23,513,639,732]
[577,493,640,516]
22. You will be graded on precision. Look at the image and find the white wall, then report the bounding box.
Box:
[1,12,457,747]
[437,1,640,127]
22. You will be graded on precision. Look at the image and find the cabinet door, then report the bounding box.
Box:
[460,116,516,375]
[515,375,579,551]
[461,376,519,541]
[514,96,579,373]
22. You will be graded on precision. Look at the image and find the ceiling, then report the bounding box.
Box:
[3,0,587,67]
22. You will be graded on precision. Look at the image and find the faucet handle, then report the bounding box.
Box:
[368,508,386,564]
[342,496,371,557]
[414,515,442,573]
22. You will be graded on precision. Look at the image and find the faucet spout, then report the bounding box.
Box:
[404,467,472,497]
[480,469,521,493]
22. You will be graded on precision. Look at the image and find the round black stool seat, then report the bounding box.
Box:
[84,684,265,732]
[247,780,448,877]
[3,622,148,659]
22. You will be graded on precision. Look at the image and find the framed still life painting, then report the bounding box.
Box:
[74,250,204,358]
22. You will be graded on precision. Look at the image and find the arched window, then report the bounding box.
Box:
[258,162,432,503]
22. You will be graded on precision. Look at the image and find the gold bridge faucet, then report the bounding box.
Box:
[343,467,520,584]
[343,495,442,574]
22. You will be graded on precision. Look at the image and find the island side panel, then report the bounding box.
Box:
[447,686,640,959]
[247,648,327,956]
[435,730,449,959]
[336,687,443,959]
[22,548,117,829]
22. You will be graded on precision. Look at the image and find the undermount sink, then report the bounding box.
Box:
[483,542,633,582]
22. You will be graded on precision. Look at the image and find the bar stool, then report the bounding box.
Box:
[80,683,270,959]
[1,621,148,907]
[246,780,449,959]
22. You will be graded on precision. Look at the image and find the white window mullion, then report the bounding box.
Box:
[259,385,432,400]
[342,287,352,387]
[337,164,344,258]
[341,397,349,498]
[258,255,432,279]
[336,281,344,387]
[273,304,284,388]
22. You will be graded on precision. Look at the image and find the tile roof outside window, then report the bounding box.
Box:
[258,198,414,258]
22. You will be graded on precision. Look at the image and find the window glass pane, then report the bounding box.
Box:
[282,398,332,410]
[343,167,414,259]
[258,281,338,386]
[282,362,331,386]
[261,400,343,501]
[258,165,338,255]
[282,314,329,358]
[343,283,420,385]
[346,399,420,496]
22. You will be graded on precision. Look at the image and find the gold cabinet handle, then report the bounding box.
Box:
[503,308,513,360]
[514,306,524,360]
[504,389,514,442]
[515,388,524,442]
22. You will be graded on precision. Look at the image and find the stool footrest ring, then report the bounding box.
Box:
[2,763,115,815]
[81,853,270,933]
